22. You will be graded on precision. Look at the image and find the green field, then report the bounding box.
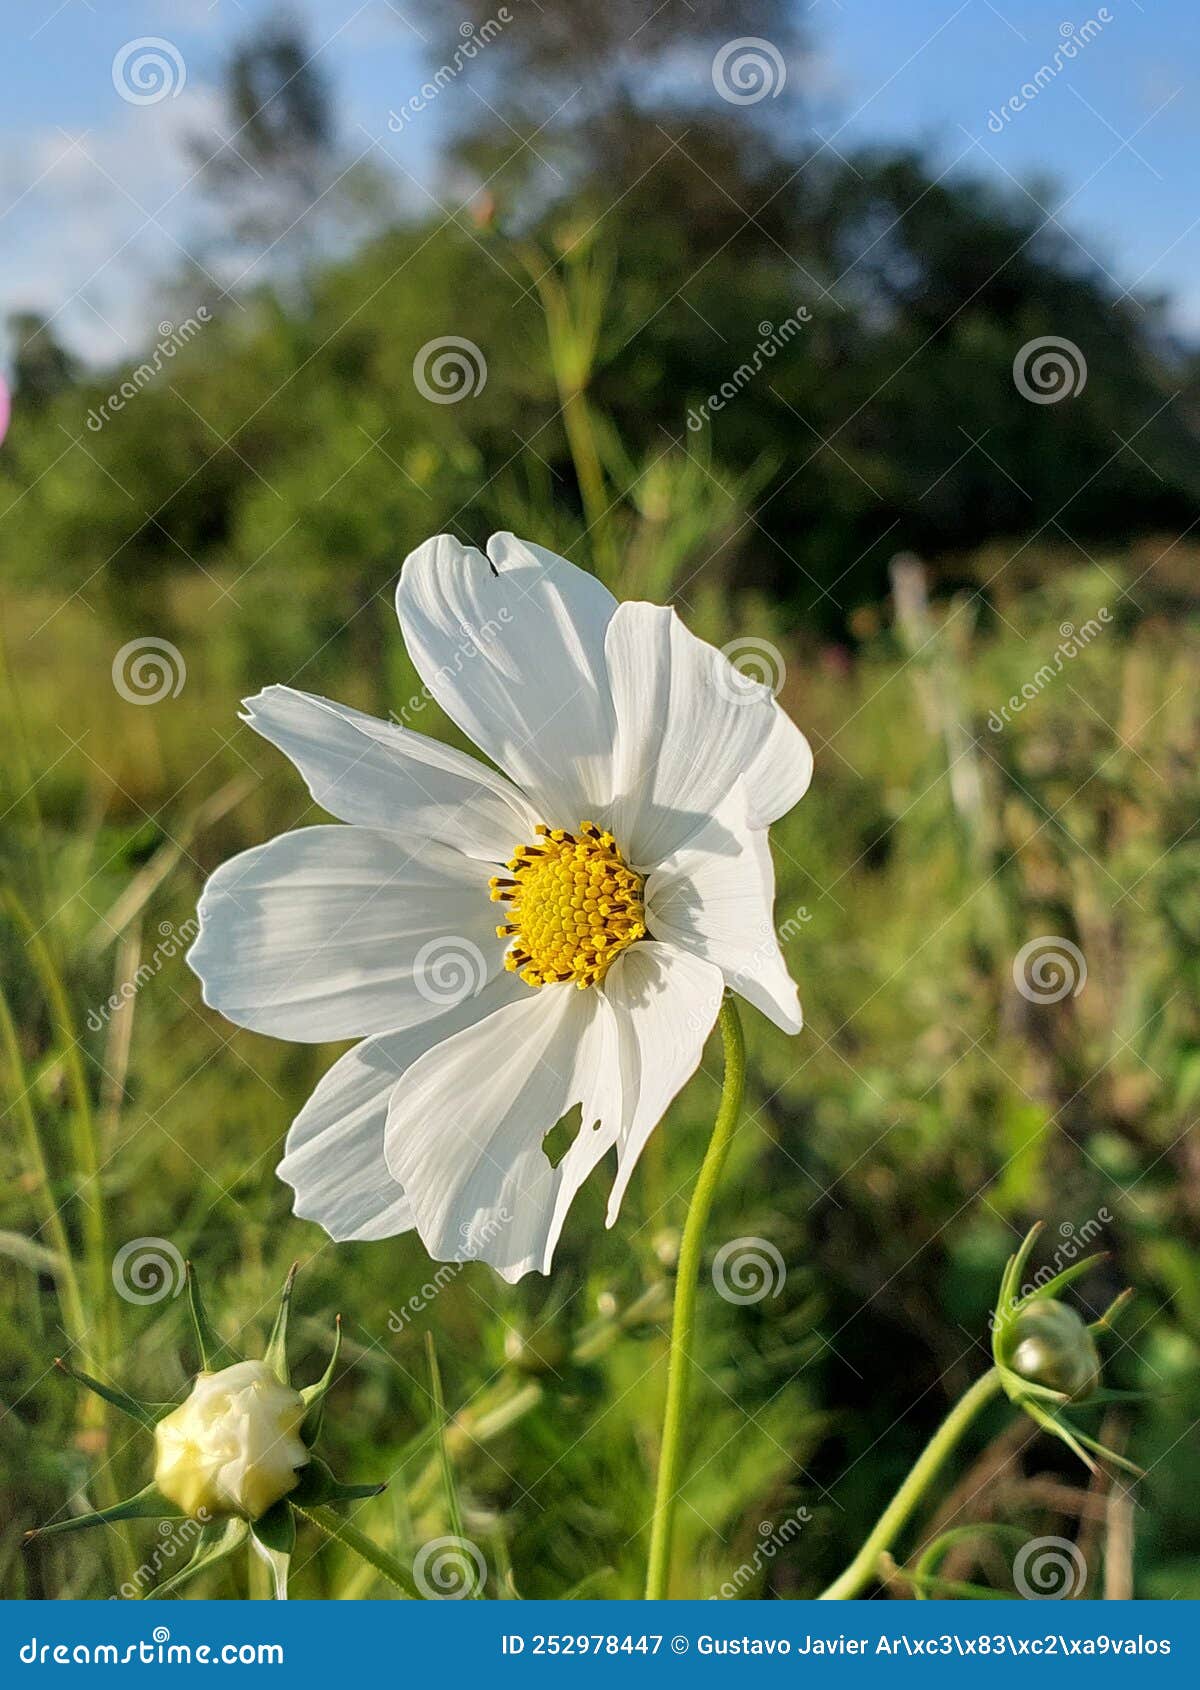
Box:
[4,533,1198,1599]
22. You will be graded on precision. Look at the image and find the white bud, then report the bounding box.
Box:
[154,1359,308,1520]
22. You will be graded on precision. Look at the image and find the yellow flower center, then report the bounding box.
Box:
[490,822,646,990]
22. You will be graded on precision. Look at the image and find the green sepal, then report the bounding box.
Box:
[1090,1288,1134,1332]
[25,1482,182,1542]
[186,1261,235,1371]
[152,1518,248,1598]
[290,1455,386,1508]
[1021,1252,1108,1305]
[997,1223,1042,1325]
[52,1358,159,1431]
[300,1314,341,1445]
[250,1500,294,1599]
[263,1263,299,1384]
[252,1500,296,1555]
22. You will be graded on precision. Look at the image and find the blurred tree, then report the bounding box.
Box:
[6,313,78,409]
[186,11,390,278]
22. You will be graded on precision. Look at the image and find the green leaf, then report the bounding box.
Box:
[300,1314,341,1444]
[291,1456,386,1508]
[152,1518,248,1598]
[263,1262,299,1384]
[26,1482,182,1541]
[424,1333,484,1598]
[53,1357,158,1431]
[186,1261,234,1371]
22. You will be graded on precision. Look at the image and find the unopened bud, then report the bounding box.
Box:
[1009,1300,1101,1401]
[154,1359,308,1520]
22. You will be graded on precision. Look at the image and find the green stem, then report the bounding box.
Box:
[294,1505,419,1599]
[645,995,746,1600]
[817,1367,1003,1599]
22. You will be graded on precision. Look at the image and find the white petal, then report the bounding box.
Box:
[744,704,814,829]
[276,973,525,1241]
[602,942,725,1223]
[645,791,802,1033]
[242,686,538,861]
[604,602,783,866]
[395,532,618,826]
[188,826,501,1041]
[384,984,621,1282]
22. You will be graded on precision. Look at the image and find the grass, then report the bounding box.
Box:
[2,538,1198,1600]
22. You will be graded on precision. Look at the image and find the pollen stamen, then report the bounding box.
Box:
[496,820,646,990]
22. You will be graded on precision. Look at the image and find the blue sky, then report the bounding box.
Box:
[3,0,1198,366]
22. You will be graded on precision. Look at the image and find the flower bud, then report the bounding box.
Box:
[1009,1299,1101,1401]
[154,1359,309,1521]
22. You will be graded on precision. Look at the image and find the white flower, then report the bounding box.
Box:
[154,1359,308,1520]
[188,534,812,1281]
